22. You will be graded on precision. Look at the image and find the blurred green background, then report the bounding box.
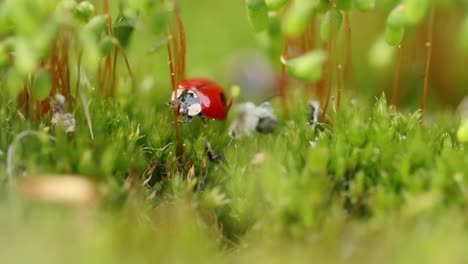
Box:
[122,0,467,110]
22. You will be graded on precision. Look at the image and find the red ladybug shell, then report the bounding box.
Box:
[177,78,231,120]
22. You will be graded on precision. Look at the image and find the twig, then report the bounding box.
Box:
[391,44,403,106]
[279,39,289,118]
[118,45,136,92]
[321,41,333,121]
[75,50,83,99]
[148,35,173,54]
[343,11,352,87]
[420,3,435,123]
[336,64,343,111]
[6,130,56,185]
[80,87,94,141]
[167,37,183,163]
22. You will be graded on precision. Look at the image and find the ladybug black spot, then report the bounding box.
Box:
[219,92,227,106]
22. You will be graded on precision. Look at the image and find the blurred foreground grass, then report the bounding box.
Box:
[1,89,468,263]
[1,0,468,263]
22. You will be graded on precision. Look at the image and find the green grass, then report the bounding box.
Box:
[1,88,467,263]
[1,0,468,263]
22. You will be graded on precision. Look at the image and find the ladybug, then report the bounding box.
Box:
[170,78,231,124]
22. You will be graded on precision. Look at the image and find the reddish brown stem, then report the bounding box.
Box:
[343,12,352,87]
[167,38,183,163]
[118,46,136,92]
[391,44,403,106]
[420,4,435,123]
[336,65,342,112]
[321,4,336,121]
[111,48,118,96]
[279,39,289,118]
[321,41,332,120]
[75,51,83,99]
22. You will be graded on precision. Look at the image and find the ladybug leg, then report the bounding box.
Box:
[178,115,193,124]
[200,115,208,128]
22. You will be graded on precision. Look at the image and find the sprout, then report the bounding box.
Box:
[114,14,136,49]
[257,14,284,67]
[336,0,353,11]
[459,15,468,53]
[245,0,269,33]
[31,69,52,100]
[385,24,405,47]
[320,9,343,41]
[403,0,428,25]
[282,50,327,83]
[99,36,118,56]
[73,1,95,22]
[283,0,314,38]
[265,0,288,11]
[84,15,107,40]
[369,35,395,70]
[353,0,376,12]
[387,4,406,28]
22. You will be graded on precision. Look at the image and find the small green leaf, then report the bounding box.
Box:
[387,5,406,28]
[6,69,26,96]
[353,0,376,12]
[15,38,37,75]
[403,0,428,25]
[369,35,395,70]
[99,36,117,56]
[336,0,353,11]
[257,14,284,67]
[31,69,52,100]
[283,0,314,38]
[114,14,135,49]
[457,119,468,143]
[73,1,95,22]
[459,15,468,53]
[84,15,107,40]
[385,24,405,46]
[320,10,343,41]
[246,0,269,33]
[265,0,288,10]
[283,50,327,82]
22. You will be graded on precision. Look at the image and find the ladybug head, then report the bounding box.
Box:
[170,88,202,116]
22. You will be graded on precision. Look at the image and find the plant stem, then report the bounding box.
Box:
[321,40,332,120]
[75,51,83,99]
[167,38,183,163]
[279,39,289,118]
[343,11,352,87]
[420,4,435,123]
[391,44,403,106]
[336,64,342,112]
[118,46,136,92]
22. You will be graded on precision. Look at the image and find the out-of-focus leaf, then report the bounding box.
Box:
[31,68,52,100]
[283,50,327,82]
[246,0,269,33]
[385,24,405,46]
[353,0,376,12]
[114,14,136,49]
[283,0,314,38]
[265,0,288,11]
[320,9,343,41]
